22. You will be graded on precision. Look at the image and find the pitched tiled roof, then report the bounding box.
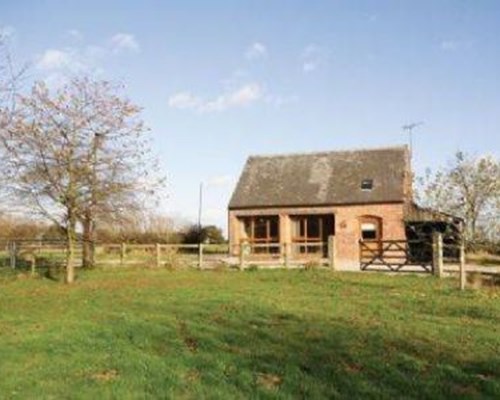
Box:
[229,146,410,209]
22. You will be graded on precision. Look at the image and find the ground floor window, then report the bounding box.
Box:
[360,216,382,241]
[291,214,334,255]
[241,215,279,253]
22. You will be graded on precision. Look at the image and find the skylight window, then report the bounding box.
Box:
[361,179,374,191]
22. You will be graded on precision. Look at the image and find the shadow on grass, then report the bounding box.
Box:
[90,300,499,399]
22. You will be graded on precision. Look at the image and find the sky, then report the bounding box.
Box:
[1,0,499,232]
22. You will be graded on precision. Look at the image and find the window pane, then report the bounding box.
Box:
[362,229,377,240]
[299,219,306,237]
[361,179,374,190]
[254,218,267,239]
[308,217,321,239]
[269,217,279,239]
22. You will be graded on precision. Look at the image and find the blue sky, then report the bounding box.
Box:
[1,1,499,231]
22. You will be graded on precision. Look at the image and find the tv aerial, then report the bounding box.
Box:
[402,121,424,157]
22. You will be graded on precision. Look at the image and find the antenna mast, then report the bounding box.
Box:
[402,122,424,158]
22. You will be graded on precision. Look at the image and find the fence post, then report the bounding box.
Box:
[30,254,36,276]
[9,241,16,269]
[284,242,290,269]
[120,243,126,267]
[432,232,443,278]
[459,239,466,290]
[156,243,161,268]
[198,243,203,269]
[239,242,247,271]
[328,235,336,271]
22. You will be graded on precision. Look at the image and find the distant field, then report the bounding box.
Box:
[0,268,498,399]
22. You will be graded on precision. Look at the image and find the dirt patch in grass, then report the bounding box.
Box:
[91,369,119,382]
[256,372,283,390]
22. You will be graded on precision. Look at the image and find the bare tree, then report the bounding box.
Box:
[416,151,500,244]
[0,31,27,211]
[0,31,27,113]
[0,77,160,282]
[68,78,162,268]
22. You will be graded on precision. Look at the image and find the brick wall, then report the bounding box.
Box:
[228,202,406,270]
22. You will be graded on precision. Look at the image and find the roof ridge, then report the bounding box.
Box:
[248,145,408,160]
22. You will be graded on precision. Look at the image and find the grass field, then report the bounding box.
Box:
[0,268,499,399]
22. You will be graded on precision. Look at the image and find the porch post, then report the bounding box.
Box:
[328,235,336,271]
[279,213,291,263]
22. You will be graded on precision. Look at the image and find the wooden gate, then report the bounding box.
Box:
[359,239,433,272]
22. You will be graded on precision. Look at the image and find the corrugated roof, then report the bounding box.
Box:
[229,146,410,209]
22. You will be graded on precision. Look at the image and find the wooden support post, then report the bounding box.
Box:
[156,243,161,268]
[284,243,290,269]
[31,254,36,276]
[239,242,246,271]
[433,233,443,278]
[459,239,466,290]
[328,235,336,271]
[198,243,203,269]
[9,241,16,270]
[120,243,126,267]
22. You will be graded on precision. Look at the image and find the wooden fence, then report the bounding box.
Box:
[0,237,338,271]
[360,233,469,290]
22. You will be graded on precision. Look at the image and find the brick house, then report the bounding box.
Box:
[228,146,418,270]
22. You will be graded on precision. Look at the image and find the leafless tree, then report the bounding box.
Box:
[0,31,27,210]
[0,77,161,282]
[416,151,500,245]
[67,78,163,268]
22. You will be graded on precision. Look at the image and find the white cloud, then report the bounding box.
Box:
[301,44,327,73]
[0,25,15,40]
[233,83,261,103]
[67,29,83,41]
[36,49,78,70]
[110,33,140,53]
[245,42,267,60]
[34,31,140,86]
[167,92,202,110]
[168,82,263,113]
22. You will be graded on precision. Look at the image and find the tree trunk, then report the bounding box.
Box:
[65,212,77,284]
[82,213,95,268]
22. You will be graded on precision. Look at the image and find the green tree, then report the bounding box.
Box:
[182,224,225,244]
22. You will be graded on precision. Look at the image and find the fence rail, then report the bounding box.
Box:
[360,239,434,272]
[0,238,338,271]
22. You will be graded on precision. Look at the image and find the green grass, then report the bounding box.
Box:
[0,268,499,399]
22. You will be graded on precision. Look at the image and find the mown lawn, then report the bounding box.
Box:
[0,268,499,399]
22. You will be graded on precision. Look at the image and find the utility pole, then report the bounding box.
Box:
[402,122,424,159]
